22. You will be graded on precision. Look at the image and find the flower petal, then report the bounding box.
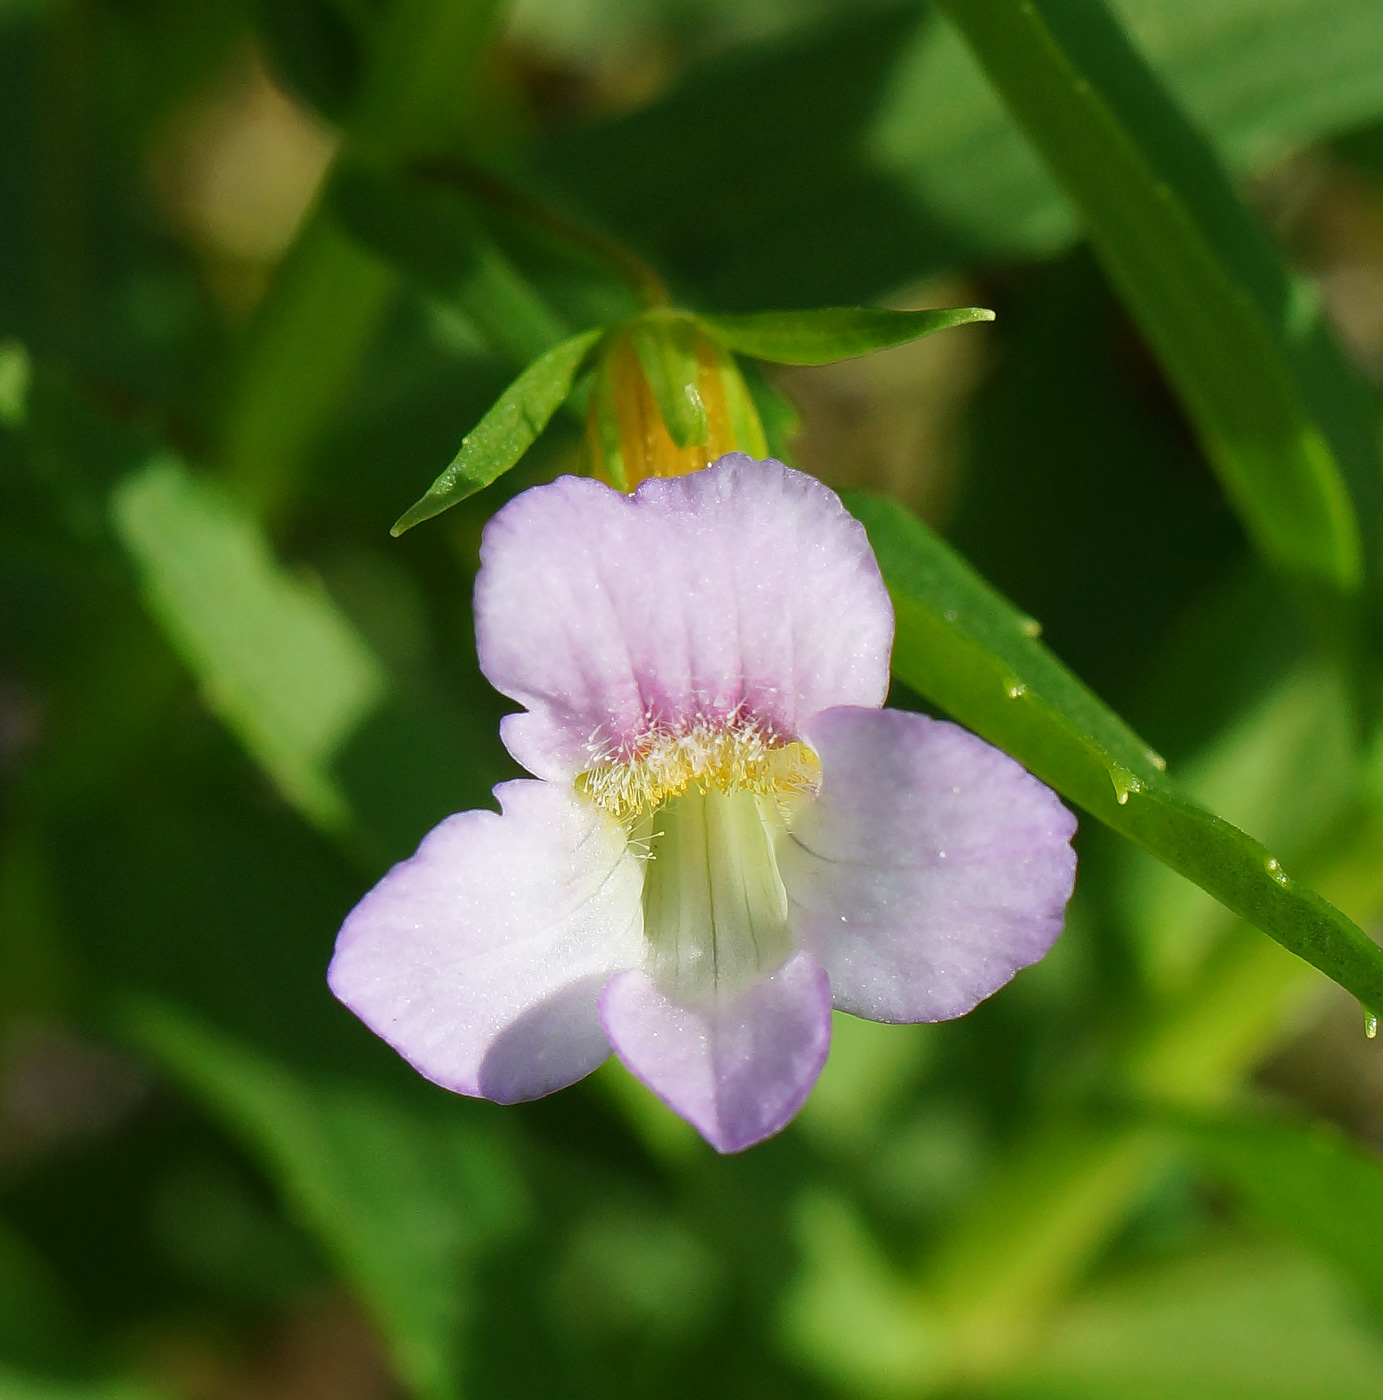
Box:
[328,780,644,1103]
[779,707,1077,1022]
[474,455,893,779]
[599,950,833,1153]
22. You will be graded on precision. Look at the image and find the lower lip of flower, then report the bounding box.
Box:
[576,720,821,1000]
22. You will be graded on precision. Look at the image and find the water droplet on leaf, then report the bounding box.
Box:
[1109,767,1141,805]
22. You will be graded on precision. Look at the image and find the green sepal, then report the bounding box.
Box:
[712,346,769,459]
[698,305,994,365]
[589,349,629,491]
[391,326,605,535]
[628,314,708,450]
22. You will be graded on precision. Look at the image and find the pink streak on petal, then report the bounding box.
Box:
[599,951,833,1153]
[780,707,1077,1023]
[328,779,644,1103]
[475,455,893,780]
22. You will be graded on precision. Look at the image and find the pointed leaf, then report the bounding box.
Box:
[934,0,1369,590]
[698,305,993,366]
[391,327,605,534]
[848,490,1383,1012]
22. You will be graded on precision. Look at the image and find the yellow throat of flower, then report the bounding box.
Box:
[578,721,821,998]
[576,721,821,826]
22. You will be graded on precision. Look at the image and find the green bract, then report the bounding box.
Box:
[389,328,606,535]
[386,299,996,531]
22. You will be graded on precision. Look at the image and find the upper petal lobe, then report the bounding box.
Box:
[778,707,1077,1022]
[474,455,894,779]
[328,779,644,1103]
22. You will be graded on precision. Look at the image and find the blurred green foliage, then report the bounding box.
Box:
[7,0,1383,1397]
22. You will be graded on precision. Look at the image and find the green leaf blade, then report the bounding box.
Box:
[112,457,388,830]
[849,489,1383,1009]
[391,326,604,534]
[699,305,994,366]
[934,0,1369,591]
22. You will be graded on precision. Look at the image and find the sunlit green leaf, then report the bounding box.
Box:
[933,0,1369,590]
[112,457,387,830]
[849,490,1383,1010]
[391,326,604,534]
[877,0,1383,264]
[126,1000,524,1400]
[699,305,993,365]
[1120,663,1358,994]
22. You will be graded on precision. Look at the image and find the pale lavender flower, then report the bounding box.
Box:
[329,455,1077,1152]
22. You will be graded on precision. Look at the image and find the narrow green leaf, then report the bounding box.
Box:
[628,316,708,450]
[112,457,387,830]
[1172,1108,1383,1319]
[934,0,1367,590]
[391,326,605,534]
[126,1000,523,1400]
[875,0,1383,266]
[848,490,1383,1010]
[222,213,396,521]
[699,305,993,365]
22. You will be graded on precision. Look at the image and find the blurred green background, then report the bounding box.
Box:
[7,0,1383,1396]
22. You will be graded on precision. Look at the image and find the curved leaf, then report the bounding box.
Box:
[391,326,605,535]
[113,458,387,832]
[931,0,1369,589]
[698,305,993,365]
[848,490,1383,1010]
